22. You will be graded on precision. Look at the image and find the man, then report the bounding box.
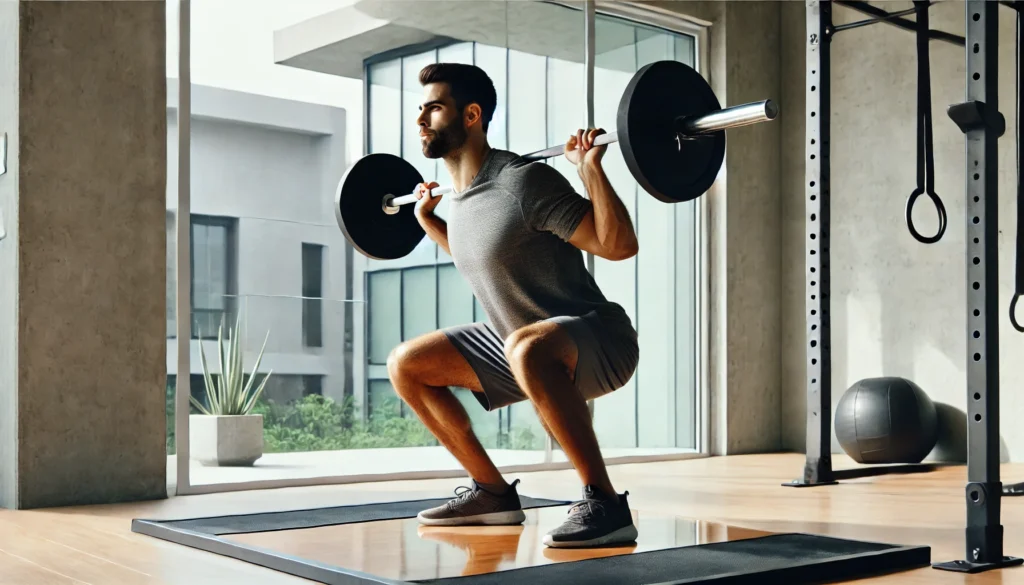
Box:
[386,62,640,549]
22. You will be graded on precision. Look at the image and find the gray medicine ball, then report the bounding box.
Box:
[834,377,938,464]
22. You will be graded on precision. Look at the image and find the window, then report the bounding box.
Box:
[190,215,237,339]
[589,16,699,450]
[438,264,473,328]
[165,0,706,491]
[401,266,437,341]
[170,1,358,484]
[367,264,482,364]
[367,270,402,365]
[302,243,324,348]
[166,213,238,340]
[366,263,486,419]
[362,19,701,450]
[303,375,324,396]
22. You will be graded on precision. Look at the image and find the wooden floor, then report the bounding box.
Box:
[2,453,1024,584]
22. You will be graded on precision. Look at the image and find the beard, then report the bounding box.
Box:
[421,121,468,159]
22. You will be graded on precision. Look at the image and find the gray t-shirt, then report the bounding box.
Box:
[446,148,629,339]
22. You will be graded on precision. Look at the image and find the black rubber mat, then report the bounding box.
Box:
[416,533,930,584]
[143,495,568,535]
[133,498,931,585]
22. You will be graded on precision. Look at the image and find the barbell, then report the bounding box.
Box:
[335,60,779,260]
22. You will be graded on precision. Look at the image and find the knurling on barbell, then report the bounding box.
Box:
[335,60,779,260]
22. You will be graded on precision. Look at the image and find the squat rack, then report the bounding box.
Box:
[793,0,1022,573]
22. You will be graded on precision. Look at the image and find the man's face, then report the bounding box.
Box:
[417,83,468,159]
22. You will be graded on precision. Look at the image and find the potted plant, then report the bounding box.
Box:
[189,315,273,467]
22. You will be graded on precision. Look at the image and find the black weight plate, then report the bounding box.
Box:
[617,60,726,203]
[335,153,426,260]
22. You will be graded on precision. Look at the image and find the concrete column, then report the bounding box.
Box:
[648,1,784,454]
[716,2,783,454]
[0,1,167,509]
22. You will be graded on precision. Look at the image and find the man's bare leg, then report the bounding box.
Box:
[389,331,526,527]
[503,322,617,500]
[503,321,637,548]
[387,331,505,487]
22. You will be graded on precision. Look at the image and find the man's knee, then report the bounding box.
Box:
[386,342,417,387]
[504,324,568,375]
[387,333,477,395]
[504,328,544,372]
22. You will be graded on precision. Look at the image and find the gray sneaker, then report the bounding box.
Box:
[417,479,526,526]
[542,485,638,548]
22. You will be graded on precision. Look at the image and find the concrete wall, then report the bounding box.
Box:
[779,2,1024,462]
[3,1,168,508]
[650,1,784,454]
[652,0,1024,462]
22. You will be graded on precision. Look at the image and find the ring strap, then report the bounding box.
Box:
[1012,5,1024,332]
[906,1,947,245]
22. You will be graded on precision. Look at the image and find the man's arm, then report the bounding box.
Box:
[568,162,639,261]
[417,212,451,256]
[414,181,451,256]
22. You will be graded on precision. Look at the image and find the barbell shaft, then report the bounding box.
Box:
[680,99,780,134]
[383,99,776,211]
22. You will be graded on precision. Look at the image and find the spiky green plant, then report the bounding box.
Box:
[191,314,273,416]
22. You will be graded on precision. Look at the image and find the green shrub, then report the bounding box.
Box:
[253,394,438,452]
[168,390,545,454]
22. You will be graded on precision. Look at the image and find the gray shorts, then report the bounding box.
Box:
[442,310,639,412]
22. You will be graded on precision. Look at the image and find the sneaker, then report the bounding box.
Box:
[417,479,526,526]
[542,485,638,548]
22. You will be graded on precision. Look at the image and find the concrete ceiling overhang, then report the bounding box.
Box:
[274,0,645,80]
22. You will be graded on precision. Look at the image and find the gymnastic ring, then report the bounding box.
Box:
[1010,293,1024,333]
[906,188,947,244]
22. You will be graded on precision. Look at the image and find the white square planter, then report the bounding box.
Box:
[189,414,264,467]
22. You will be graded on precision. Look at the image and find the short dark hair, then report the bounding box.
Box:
[419,63,497,133]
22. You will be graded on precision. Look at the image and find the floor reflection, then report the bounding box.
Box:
[224,505,776,581]
[417,525,525,576]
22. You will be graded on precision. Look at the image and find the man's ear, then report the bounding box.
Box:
[464,103,483,128]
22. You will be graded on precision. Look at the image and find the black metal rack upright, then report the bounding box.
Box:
[786,0,944,491]
[794,0,835,489]
[935,0,1021,572]
[792,0,1022,574]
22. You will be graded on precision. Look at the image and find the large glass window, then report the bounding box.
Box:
[368,270,401,365]
[361,13,701,464]
[356,5,593,469]
[172,0,704,491]
[438,264,473,328]
[170,0,357,489]
[566,15,700,455]
[368,60,401,157]
[507,50,546,155]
